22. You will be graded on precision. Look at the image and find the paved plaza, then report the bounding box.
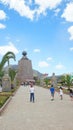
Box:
[0,85,73,130]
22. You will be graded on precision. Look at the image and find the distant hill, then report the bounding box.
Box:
[4,64,43,79]
[33,69,43,79]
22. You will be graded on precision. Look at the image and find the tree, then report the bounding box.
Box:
[0,51,16,78]
[65,74,71,89]
[44,78,49,86]
[9,68,17,89]
[60,75,66,85]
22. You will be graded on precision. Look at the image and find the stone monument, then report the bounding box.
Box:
[2,74,11,91]
[51,73,57,87]
[16,51,34,84]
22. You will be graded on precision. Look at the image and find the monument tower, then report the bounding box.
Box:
[17,51,34,84]
[51,73,57,87]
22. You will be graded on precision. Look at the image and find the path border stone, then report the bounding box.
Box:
[0,96,12,116]
[0,86,20,115]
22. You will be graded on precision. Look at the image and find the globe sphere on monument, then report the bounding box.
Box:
[22,51,27,57]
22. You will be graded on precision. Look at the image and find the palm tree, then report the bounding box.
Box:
[0,51,16,78]
[60,75,66,85]
[61,74,71,88]
[9,68,17,89]
[1,51,15,67]
[65,74,71,89]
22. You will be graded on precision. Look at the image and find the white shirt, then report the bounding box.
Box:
[30,87,34,93]
[60,89,63,95]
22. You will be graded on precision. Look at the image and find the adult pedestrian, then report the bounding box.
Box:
[50,84,55,101]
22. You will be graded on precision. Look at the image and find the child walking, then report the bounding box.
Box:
[59,87,63,100]
[29,82,35,102]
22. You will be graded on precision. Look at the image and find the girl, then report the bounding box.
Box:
[59,87,63,100]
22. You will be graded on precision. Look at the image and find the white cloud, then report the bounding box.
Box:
[38,61,49,68]
[0,42,19,55]
[25,0,32,5]
[33,49,40,52]
[0,0,62,20]
[35,0,62,17]
[55,63,65,70]
[54,8,60,16]
[68,26,73,40]
[0,0,35,20]
[0,10,7,20]
[16,39,20,42]
[0,23,6,29]
[61,2,73,22]
[35,0,62,9]
[47,57,53,61]
[70,47,73,51]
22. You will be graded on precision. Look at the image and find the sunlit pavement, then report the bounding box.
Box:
[0,85,73,130]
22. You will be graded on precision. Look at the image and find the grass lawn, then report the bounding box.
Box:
[0,95,9,108]
[0,86,19,108]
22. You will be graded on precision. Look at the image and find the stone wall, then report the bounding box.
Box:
[2,74,11,92]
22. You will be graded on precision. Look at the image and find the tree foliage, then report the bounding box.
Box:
[65,74,71,89]
[0,51,16,78]
[9,68,17,83]
[60,74,71,88]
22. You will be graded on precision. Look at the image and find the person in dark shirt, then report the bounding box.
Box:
[68,88,73,101]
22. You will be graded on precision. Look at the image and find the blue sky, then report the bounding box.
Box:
[0,0,73,76]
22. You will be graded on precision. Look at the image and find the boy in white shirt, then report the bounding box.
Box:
[30,82,35,102]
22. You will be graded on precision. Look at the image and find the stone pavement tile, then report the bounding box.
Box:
[0,85,73,130]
